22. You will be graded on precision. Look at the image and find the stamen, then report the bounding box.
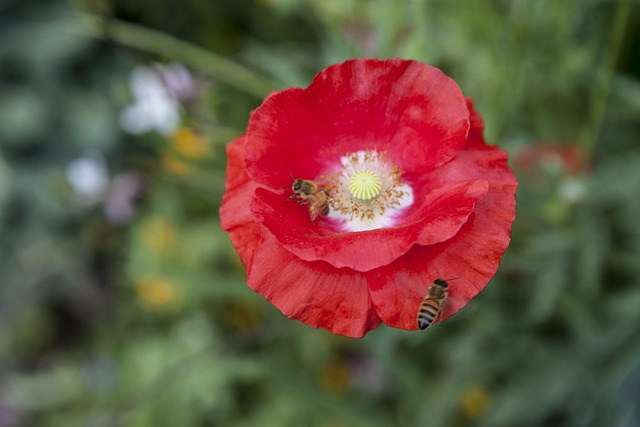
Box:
[324,150,414,232]
[348,170,382,202]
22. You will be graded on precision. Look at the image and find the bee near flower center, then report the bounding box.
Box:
[325,150,414,232]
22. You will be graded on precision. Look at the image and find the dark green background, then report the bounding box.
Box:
[1,0,640,426]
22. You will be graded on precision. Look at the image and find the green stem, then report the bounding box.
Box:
[579,0,633,159]
[73,14,279,98]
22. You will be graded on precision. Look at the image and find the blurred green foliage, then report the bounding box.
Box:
[1,0,640,426]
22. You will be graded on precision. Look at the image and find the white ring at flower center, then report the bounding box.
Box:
[325,150,414,232]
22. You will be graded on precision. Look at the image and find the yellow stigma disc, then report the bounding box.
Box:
[348,170,382,202]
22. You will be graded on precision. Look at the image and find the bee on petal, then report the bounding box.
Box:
[288,178,330,222]
[417,278,455,330]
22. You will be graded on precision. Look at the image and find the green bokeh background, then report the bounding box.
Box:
[2,0,640,426]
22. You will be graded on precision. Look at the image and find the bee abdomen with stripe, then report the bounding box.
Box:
[416,278,451,330]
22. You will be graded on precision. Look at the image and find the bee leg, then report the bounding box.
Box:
[287,194,296,201]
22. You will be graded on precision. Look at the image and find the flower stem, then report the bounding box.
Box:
[579,0,633,163]
[74,13,279,98]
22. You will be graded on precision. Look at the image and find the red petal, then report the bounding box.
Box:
[222,135,250,193]
[220,135,381,337]
[465,97,493,151]
[245,58,469,189]
[245,225,381,338]
[251,179,488,272]
[220,136,255,231]
[220,135,265,272]
[368,148,517,330]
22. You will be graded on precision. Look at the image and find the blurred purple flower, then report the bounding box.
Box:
[157,62,197,103]
[103,172,145,225]
[0,397,23,427]
[349,353,387,395]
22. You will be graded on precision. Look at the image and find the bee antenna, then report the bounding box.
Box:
[278,171,296,190]
[444,278,459,282]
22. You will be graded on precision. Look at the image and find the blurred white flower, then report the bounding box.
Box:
[559,178,586,204]
[65,154,109,204]
[119,65,181,135]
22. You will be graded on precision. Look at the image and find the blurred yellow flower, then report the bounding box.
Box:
[319,357,350,395]
[136,277,179,309]
[225,301,262,331]
[162,154,192,176]
[142,216,177,254]
[460,384,490,418]
[162,128,210,176]
[171,127,210,158]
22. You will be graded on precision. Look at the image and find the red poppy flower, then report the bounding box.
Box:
[220,58,517,338]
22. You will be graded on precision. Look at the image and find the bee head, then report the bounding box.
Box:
[434,278,457,288]
[292,179,303,192]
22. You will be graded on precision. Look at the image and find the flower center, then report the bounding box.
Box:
[348,170,382,202]
[324,150,414,232]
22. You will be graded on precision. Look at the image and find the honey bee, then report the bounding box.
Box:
[288,178,330,222]
[417,278,455,330]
